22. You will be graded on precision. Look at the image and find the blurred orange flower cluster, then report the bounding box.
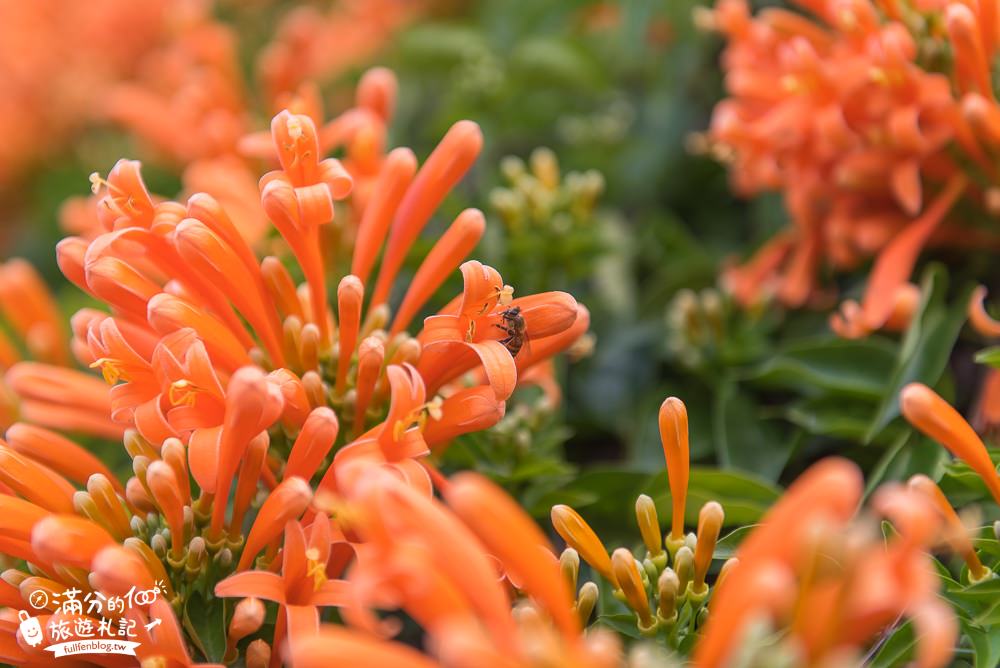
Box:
[0,0,426,202]
[0,0,170,193]
[703,0,1000,335]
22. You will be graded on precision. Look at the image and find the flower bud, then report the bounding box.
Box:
[657,569,680,624]
[611,548,654,633]
[560,548,580,594]
[635,494,663,559]
[693,502,724,596]
[576,581,599,626]
[246,638,271,668]
[659,397,690,549]
[551,505,615,586]
[674,546,694,596]
[226,597,265,662]
[716,557,739,593]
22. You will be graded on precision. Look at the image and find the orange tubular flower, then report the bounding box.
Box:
[901,382,1000,504]
[908,474,990,581]
[705,0,1000,314]
[417,261,578,401]
[659,396,690,548]
[696,458,955,668]
[370,120,484,308]
[0,260,68,367]
[695,458,862,667]
[288,625,441,668]
[444,473,580,639]
[0,62,595,666]
[260,110,352,342]
[5,363,121,439]
[550,504,616,586]
[216,515,350,653]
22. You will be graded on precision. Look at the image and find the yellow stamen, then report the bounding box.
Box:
[168,380,203,407]
[305,547,327,591]
[89,358,128,385]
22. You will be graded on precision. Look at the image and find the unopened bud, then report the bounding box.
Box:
[674,546,694,596]
[612,548,655,633]
[716,557,739,592]
[576,581,599,626]
[246,639,271,668]
[657,569,679,624]
[635,495,663,560]
[551,505,616,585]
[560,548,580,593]
[226,597,265,662]
[692,502,724,596]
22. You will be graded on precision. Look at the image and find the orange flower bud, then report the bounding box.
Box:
[336,275,364,392]
[635,494,663,558]
[908,475,989,581]
[90,545,155,597]
[551,504,616,586]
[611,548,654,632]
[225,597,266,662]
[370,121,483,308]
[246,639,271,668]
[146,460,187,560]
[0,444,76,514]
[658,397,690,545]
[285,407,339,482]
[237,476,312,571]
[693,502,725,595]
[31,515,114,569]
[901,383,1000,505]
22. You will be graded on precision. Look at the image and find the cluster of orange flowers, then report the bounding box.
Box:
[701,0,1000,336]
[0,63,595,665]
[535,391,1000,667]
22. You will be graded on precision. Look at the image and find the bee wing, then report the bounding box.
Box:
[519,329,533,360]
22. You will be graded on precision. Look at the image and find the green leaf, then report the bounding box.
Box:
[713,376,793,482]
[975,346,1000,369]
[510,37,603,90]
[396,24,490,66]
[745,336,897,399]
[784,397,874,440]
[864,431,946,499]
[967,622,1000,668]
[182,592,227,662]
[595,614,643,641]
[866,265,973,442]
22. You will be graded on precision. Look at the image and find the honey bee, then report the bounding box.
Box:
[496,306,528,358]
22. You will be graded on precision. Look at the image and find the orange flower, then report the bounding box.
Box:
[288,625,440,668]
[901,382,1000,504]
[217,515,350,655]
[704,0,1000,312]
[909,474,990,580]
[696,458,954,668]
[550,504,616,586]
[444,472,580,639]
[658,396,690,547]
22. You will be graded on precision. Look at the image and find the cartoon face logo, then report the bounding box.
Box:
[18,610,43,648]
